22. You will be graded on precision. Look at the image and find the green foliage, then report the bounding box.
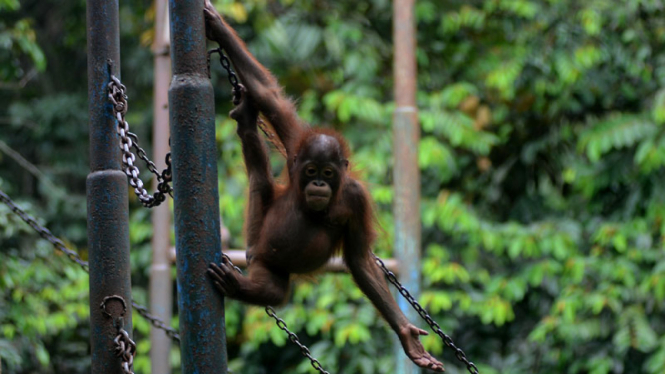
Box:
[0,197,89,373]
[578,115,657,162]
[0,3,46,82]
[4,0,665,373]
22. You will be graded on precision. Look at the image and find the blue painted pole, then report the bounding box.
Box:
[86,0,133,373]
[168,0,227,373]
[393,0,421,373]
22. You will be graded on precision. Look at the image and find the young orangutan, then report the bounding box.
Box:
[204,2,444,371]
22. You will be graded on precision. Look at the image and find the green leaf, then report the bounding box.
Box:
[35,343,50,366]
[578,115,657,162]
[652,89,665,125]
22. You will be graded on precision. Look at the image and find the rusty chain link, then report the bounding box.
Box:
[127,132,173,199]
[108,75,172,208]
[101,296,137,374]
[372,254,479,374]
[0,189,180,342]
[114,328,137,374]
[207,48,288,158]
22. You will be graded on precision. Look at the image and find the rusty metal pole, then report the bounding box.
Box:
[86,0,132,373]
[393,0,421,373]
[149,0,173,372]
[168,0,227,373]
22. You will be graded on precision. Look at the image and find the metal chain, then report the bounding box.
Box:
[1,188,474,371]
[101,296,137,374]
[0,189,89,272]
[126,133,173,200]
[222,254,330,373]
[108,75,172,208]
[207,48,288,158]
[0,188,180,341]
[114,328,137,374]
[208,48,242,105]
[207,45,475,371]
[372,254,479,374]
[131,301,180,342]
[265,306,331,374]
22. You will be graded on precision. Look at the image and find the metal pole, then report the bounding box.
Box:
[86,0,133,373]
[150,0,173,372]
[168,0,227,373]
[393,0,421,373]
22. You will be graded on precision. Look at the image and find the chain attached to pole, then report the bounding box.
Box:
[131,301,181,342]
[207,48,242,105]
[372,254,480,374]
[101,296,137,374]
[1,189,477,371]
[207,48,288,158]
[108,75,172,208]
[0,189,180,341]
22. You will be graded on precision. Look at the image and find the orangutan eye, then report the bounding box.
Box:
[322,168,334,178]
[306,166,317,176]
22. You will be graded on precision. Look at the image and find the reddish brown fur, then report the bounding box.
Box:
[293,128,351,160]
[204,2,444,371]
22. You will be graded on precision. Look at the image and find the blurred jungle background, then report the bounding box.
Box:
[2,0,665,373]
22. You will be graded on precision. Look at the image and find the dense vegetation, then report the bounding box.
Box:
[2,0,665,373]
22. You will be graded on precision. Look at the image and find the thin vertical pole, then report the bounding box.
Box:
[150,0,173,372]
[168,0,227,373]
[86,0,133,373]
[393,0,421,373]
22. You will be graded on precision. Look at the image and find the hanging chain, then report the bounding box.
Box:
[1,189,476,371]
[0,189,89,272]
[114,328,137,374]
[108,75,172,208]
[372,254,479,374]
[101,296,137,374]
[207,48,242,105]
[222,254,330,373]
[265,306,330,374]
[0,188,180,341]
[131,301,180,342]
[207,48,288,158]
[126,132,173,200]
[207,45,475,372]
